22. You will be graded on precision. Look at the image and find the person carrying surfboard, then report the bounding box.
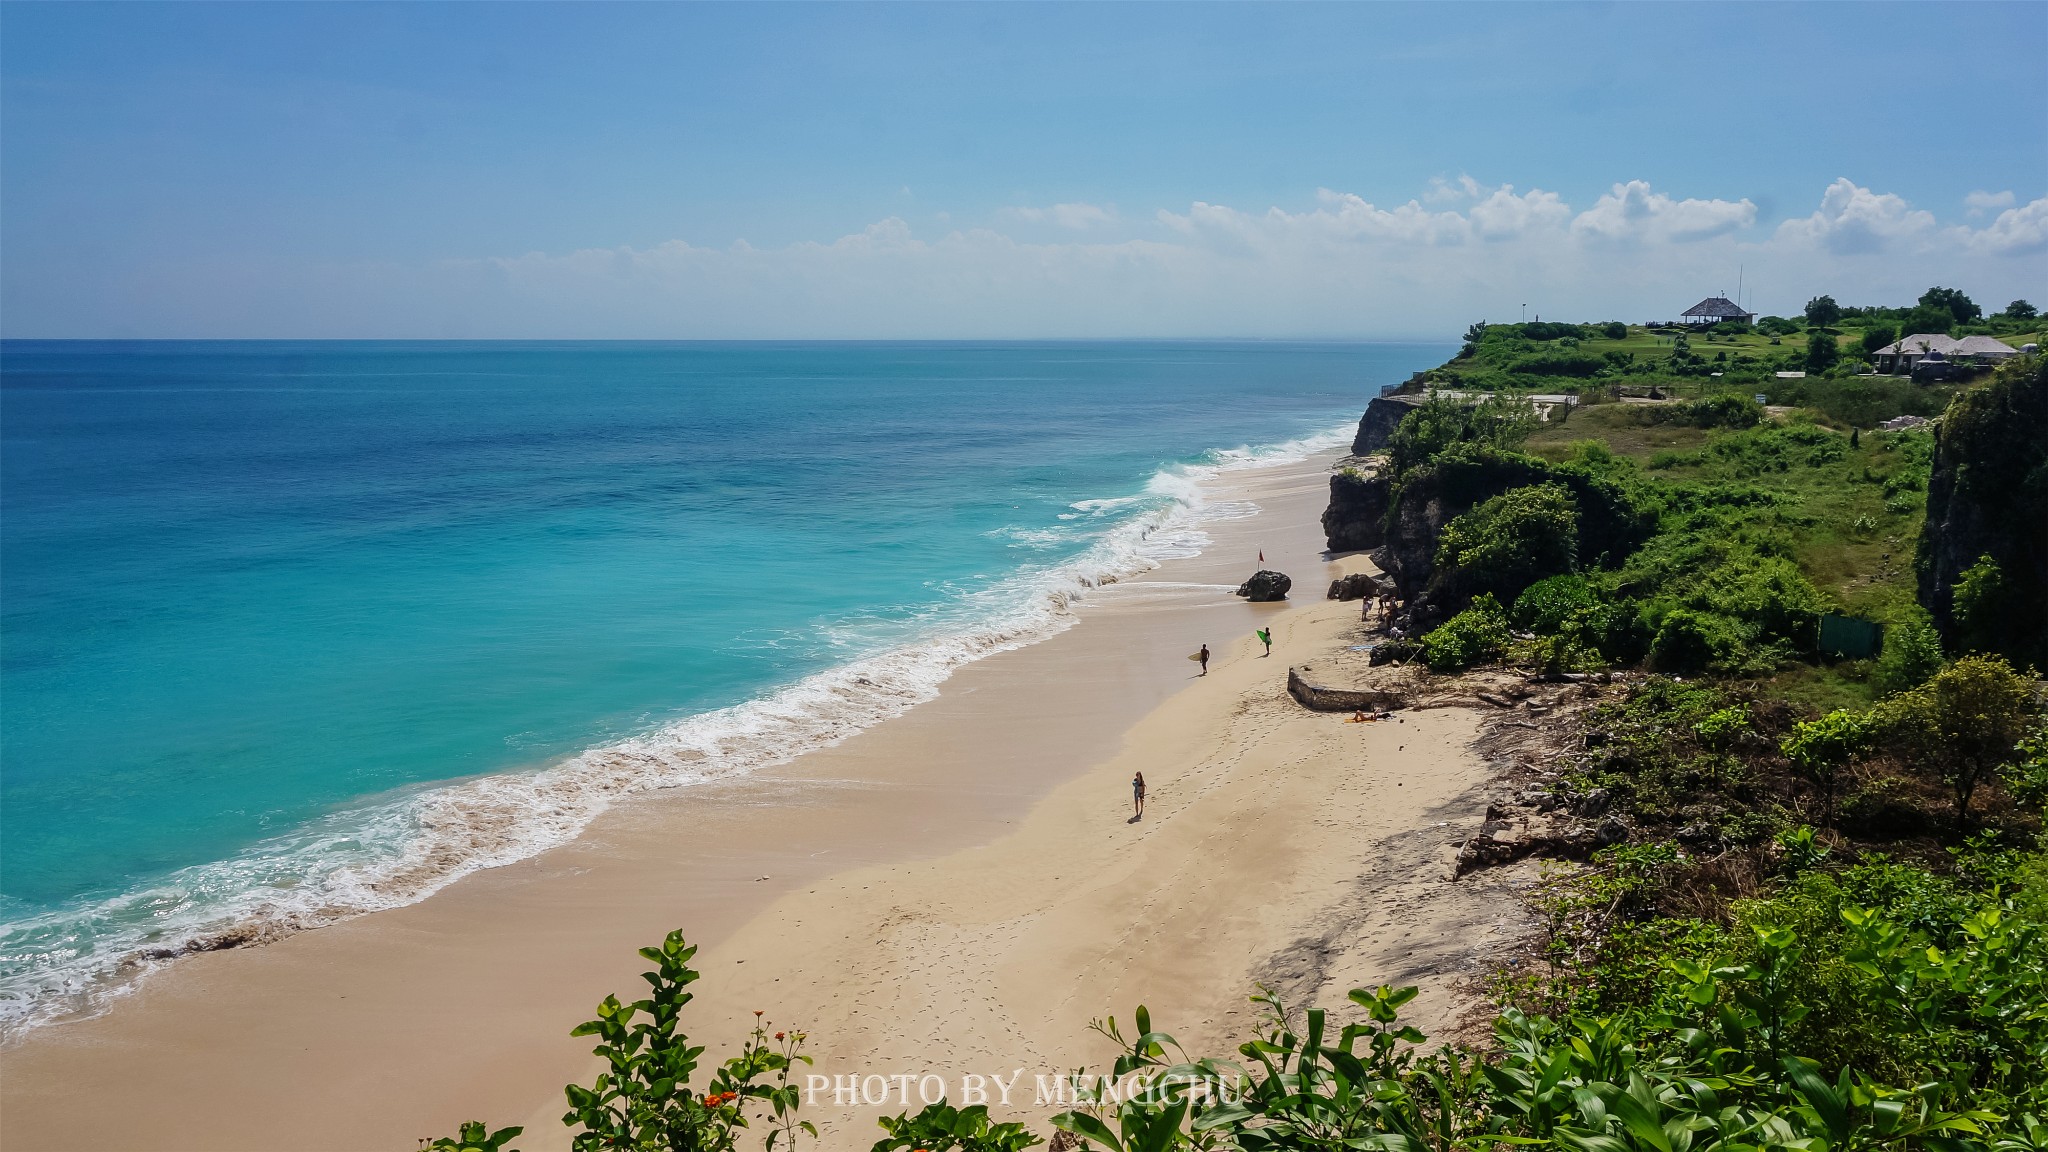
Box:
[1257,628,1271,657]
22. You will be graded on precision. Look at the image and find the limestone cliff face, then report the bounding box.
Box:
[1322,468,1390,553]
[1350,394,1428,455]
[1914,356,2048,665]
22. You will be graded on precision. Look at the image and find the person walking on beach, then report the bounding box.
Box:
[1257,628,1272,657]
[1198,644,1210,676]
[1132,771,1146,820]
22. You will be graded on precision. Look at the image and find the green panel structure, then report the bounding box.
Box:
[1817,613,1885,660]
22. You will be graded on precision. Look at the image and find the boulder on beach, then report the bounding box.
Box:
[1235,569,1291,602]
[1327,572,1381,602]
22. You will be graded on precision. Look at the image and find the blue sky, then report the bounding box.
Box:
[3,2,2043,338]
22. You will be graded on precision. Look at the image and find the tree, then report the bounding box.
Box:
[1899,305,1957,338]
[1458,321,1488,359]
[1860,324,1898,354]
[1602,321,1627,340]
[2005,300,2038,321]
[1781,708,1872,825]
[1918,286,1982,326]
[1804,295,1841,327]
[1804,329,1840,375]
[1876,654,2041,831]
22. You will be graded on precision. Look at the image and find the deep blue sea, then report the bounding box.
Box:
[0,340,1448,1029]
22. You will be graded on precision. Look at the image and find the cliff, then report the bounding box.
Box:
[1915,355,2048,667]
[1351,394,1428,455]
[1322,467,1390,553]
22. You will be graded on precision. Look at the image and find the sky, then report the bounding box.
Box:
[2,2,2043,340]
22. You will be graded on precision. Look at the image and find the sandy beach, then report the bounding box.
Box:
[1,449,1531,1152]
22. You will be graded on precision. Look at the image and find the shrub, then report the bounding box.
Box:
[1601,321,1627,340]
[1511,573,1595,633]
[1875,654,2042,830]
[1648,607,1746,673]
[1507,352,1604,377]
[1874,605,1944,694]
[871,1103,1040,1152]
[1433,482,1579,602]
[1423,593,1511,671]
[1781,708,1872,824]
[1951,553,2009,656]
[1385,394,1537,479]
[1758,315,1802,337]
[1679,393,1763,429]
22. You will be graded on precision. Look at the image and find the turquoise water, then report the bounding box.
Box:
[0,340,1448,1029]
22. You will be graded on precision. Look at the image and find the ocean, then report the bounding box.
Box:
[0,339,1449,1032]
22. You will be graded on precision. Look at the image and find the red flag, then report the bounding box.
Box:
[1258,549,1265,566]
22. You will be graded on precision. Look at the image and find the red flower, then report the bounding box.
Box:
[774,1031,785,1040]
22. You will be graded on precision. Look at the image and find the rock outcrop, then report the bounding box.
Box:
[1350,393,1428,455]
[1915,355,2048,667]
[1235,570,1292,602]
[1327,572,1382,601]
[1321,468,1390,553]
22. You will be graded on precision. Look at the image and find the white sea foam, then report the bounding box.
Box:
[0,421,1353,1039]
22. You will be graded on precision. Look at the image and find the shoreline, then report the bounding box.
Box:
[1,444,1530,1152]
[0,423,1352,1041]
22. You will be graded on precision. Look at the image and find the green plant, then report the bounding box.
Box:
[1385,394,1538,479]
[1433,482,1579,602]
[1875,606,1945,695]
[1953,554,2012,657]
[1776,825,1831,873]
[1648,607,1747,673]
[427,931,818,1152]
[871,1103,1042,1152]
[1876,654,2043,831]
[1781,708,1873,826]
[1511,573,1595,633]
[1422,593,1511,672]
[421,1123,525,1152]
[1805,330,1842,375]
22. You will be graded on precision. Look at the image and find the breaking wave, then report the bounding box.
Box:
[0,421,1352,1039]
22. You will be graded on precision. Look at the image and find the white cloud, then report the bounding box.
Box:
[1422,174,1484,204]
[1571,180,1756,243]
[1005,202,1116,229]
[1965,189,2016,216]
[1157,183,1569,249]
[1954,196,2048,256]
[1774,177,1938,255]
[27,177,2041,338]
